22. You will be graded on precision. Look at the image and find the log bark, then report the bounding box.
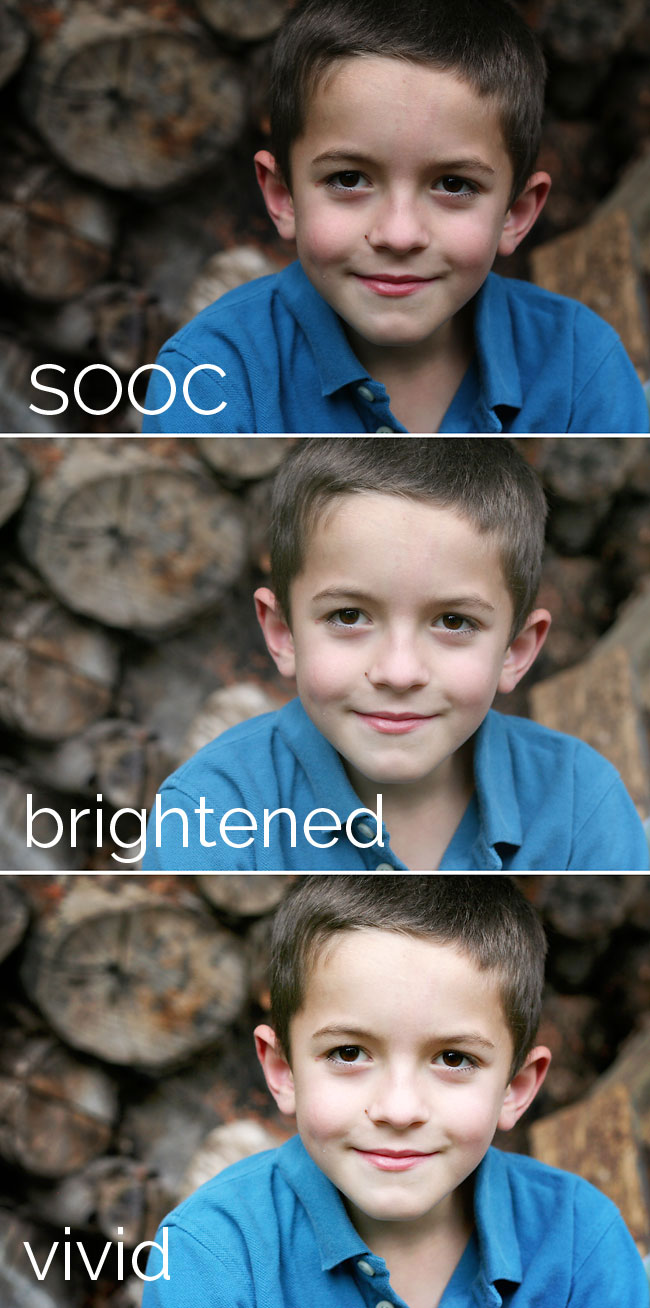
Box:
[20,4,247,193]
[23,283,168,374]
[0,1031,118,1177]
[0,565,119,742]
[18,446,249,634]
[530,645,650,817]
[530,1081,650,1256]
[198,874,294,916]
[0,764,83,872]
[0,441,30,527]
[27,1156,169,1245]
[0,1208,71,1308]
[20,878,250,1070]
[180,1119,287,1199]
[182,248,281,323]
[197,436,293,481]
[181,682,284,761]
[195,0,291,40]
[0,879,29,963]
[0,4,29,89]
[24,719,166,812]
[0,129,117,301]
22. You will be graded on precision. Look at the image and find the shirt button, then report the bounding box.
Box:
[375,862,393,871]
[357,384,375,402]
[375,425,394,433]
[357,1260,375,1276]
[356,821,374,839]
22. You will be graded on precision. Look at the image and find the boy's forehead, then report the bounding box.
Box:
[296,54,510,168]
[295,491,510,595]
[296,927,513,1047]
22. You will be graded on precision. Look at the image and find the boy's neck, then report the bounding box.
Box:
[344,301,475,433]
[344,736,475,871]
[345,1173,475,1308]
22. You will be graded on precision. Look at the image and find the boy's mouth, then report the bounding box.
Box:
[353,273,435,297]
[353,1147,436,1171]
[354,710,436,734]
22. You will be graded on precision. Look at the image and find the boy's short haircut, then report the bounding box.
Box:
[270,874,547,1079]
[269,0,547,206]
[270,437,548,641]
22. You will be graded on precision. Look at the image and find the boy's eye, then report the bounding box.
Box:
[328,608,364,626]
[435,176,477,197]
[436,1050,475,1070]
[435,614,475,633]
[328,1045,366,1063]
[327,171,366,190]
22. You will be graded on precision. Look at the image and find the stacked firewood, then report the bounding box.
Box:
[0,0,649,430]
[0,873,649,1308]
[0,435,649,870]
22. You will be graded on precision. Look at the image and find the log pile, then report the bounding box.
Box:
[0,0,648,430]
[0,434,649,870]
[0,872,649,1308]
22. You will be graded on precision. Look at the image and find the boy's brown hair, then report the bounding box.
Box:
[269,874,547,1079]
[268,0,547,206]
[269,437,548,642]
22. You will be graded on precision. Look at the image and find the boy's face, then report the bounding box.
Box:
[257,56,543,360]
[261,929,532,1238]
[257,493,546,803]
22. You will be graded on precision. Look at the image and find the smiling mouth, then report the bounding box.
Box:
[354,1147,436,1171]
[354,710,436,734]
[353,272,436,297]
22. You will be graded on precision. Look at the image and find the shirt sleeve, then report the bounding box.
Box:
[569,771,650,871]
[141,343,255,433]
[568,1208,649,1307]
[141,1221,254,1308]
[568,333,650,434]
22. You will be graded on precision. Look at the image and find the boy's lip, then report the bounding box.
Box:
[353,1147,436,1170]
[353,272,436,297]
[353,709,437,734]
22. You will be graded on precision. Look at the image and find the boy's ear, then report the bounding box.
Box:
[497,1045,551,1131]
[497,171,551,257]
[254,149,296,241]
[497,608,551,695]
[254,1023,296,1117]
[254,586,297,679]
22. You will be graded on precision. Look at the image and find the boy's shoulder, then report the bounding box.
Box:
[475,711,648,870]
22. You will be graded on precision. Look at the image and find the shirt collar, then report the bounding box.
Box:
[472,275,524,429]
[277,1136,368,1271]
[276,698,388,846]
[276,261,371,397]
[473,1148,524,1288]
[278,1137,523,1288]
[472,710,524,857]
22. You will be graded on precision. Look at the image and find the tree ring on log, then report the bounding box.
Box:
[21,11,247,193]
[18,451,249,634]
[21,885,250,1070]
[196,0,291,41]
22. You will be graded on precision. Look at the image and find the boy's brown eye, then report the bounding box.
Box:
[442,614,463,629]
[442,1050,464,1067]
[339,609,360,624]
[338,1046,360,1061]
[338,171,361,188]
[442,176,464,192]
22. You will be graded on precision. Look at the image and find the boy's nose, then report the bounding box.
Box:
[366,1070,430,1129]
[366,190,430,253]
[366,632,430,691]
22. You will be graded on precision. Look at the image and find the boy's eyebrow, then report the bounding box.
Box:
[311,150,497,177]
[312,1024,497,1051]
[312,587,497,614]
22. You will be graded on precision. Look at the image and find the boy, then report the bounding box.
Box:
[142,438,649,871]
[142,0,648,434]
[141,875,648,1307]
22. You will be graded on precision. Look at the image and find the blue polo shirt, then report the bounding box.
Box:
[141,699,648,871]
[141,1135,647,1308]
[141,261,648,434]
